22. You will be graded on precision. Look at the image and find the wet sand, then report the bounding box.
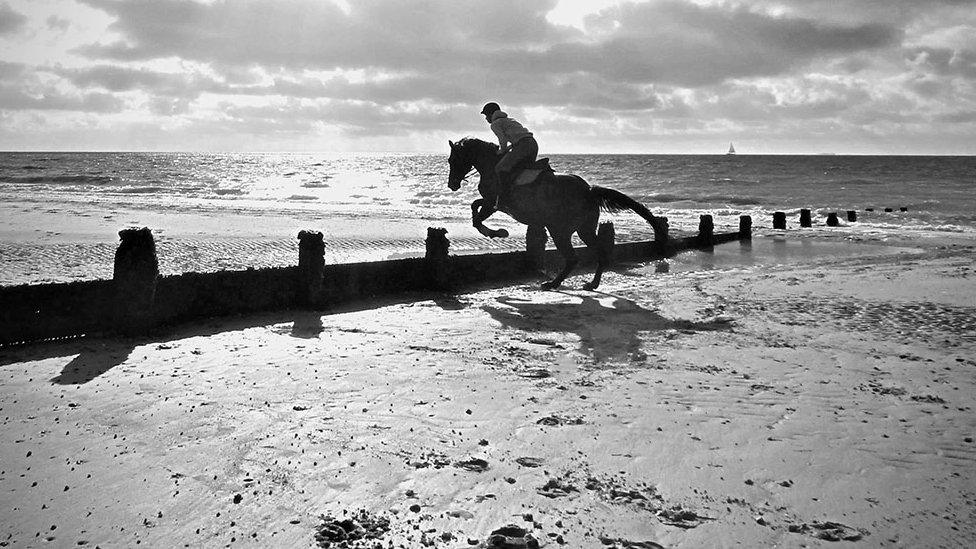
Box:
[1,237,975,548]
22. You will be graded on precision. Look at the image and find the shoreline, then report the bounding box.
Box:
[1,237,974,547]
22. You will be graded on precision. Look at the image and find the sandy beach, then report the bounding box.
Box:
[1,234,974,548]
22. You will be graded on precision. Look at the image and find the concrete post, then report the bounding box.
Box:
[297,230,325,307]
[425,227,450,290]
[826,212,839,226]
[113,227,159,336]
[799,209,812,227]
[525,225,548,271]
[847,210,858,222]
[739,215,753,239]
[773,211,787,229]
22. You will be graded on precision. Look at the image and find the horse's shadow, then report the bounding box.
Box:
[482,291,731,364]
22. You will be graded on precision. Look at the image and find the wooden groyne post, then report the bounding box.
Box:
[799,209,812,227]
[297,230,325,307]
[113,227,159,336]
[826,212,840,226]
[773,211,787,230]
[739,215,752,239]
[525,225,548,271]
[847,211,857,222]
[698,215,714,248]
[425,227,450,290]
[655,216,670,251]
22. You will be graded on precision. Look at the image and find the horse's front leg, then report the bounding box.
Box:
[470,199,509,239]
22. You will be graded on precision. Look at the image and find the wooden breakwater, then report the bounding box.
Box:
[0,215,753,346]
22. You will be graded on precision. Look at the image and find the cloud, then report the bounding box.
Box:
[49,64,221,98]
[46,15,71,32]
[0,1,28,35]
[0,0,972,152]
[76,0,900,88]
[0,85,124,112]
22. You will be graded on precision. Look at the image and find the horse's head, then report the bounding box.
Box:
[447,140,471,191]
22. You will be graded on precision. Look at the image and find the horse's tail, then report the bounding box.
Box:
[590,185,667,241]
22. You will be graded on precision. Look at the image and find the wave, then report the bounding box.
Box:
[643,193,764,206]
[119,186,167,194]
[0,174,116,185]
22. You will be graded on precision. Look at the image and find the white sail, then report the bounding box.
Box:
[727,142,736,155]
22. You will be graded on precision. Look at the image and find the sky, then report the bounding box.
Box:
[1,0,974,154]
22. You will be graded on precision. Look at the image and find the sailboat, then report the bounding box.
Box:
[726,142,736,155]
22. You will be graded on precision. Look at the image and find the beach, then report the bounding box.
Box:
[2,232,974,548]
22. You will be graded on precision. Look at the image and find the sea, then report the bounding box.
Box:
[0,152,974,285]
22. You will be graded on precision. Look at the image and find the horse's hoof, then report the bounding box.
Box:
[583,282,599,291]
[496,229,509,238]
[540,281,560,291]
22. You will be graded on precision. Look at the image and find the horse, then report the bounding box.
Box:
[447,137,666,290]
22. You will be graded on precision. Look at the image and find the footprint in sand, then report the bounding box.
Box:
[515,457,544,468]
[537,478,578,498]
[537,414,585,426]
[788,521,867,542]
[656,507,714,529]
[453,458,489,472]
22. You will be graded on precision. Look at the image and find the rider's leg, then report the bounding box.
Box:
[494,137,539,210]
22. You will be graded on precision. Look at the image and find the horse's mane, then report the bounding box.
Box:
[456,136,499,154]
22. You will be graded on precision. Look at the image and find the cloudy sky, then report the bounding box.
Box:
[1,0,974,153]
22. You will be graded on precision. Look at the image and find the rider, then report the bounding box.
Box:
[481,102,538,210]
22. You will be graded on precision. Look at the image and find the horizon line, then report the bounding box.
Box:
[1,149,974,157]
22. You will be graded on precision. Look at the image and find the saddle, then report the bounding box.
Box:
[512,158,554,187]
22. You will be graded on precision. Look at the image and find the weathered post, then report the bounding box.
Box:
[884,207,893,212]
[739,215,752,240]
[525,225,548,271]
[773,211,787,229]
[297,230,325,308]
[799,209,812,227]
[425,227,450,290]
[697,214,714,247]
[847,210,858,222]
[826,212,839,226]
[900,207,908,212]
[597,222,615,265]
[113,227,159,336]
[866,208,874,212]
[653,216,669,252]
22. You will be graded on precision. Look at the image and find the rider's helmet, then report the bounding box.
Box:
[480,102,500,116]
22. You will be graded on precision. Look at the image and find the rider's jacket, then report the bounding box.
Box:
[489,111,534,151]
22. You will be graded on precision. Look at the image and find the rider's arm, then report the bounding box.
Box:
[490,120,509,153]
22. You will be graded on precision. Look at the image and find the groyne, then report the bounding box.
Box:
[0,216,752,346]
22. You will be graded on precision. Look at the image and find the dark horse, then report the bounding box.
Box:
[447,138,666,290]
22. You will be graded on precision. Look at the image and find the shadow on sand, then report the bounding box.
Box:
[0,290,459,385]
[482,290,732,363]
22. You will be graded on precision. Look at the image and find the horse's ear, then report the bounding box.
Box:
[448,140,455,149]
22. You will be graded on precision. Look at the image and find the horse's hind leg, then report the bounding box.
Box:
[541,229,577,290]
